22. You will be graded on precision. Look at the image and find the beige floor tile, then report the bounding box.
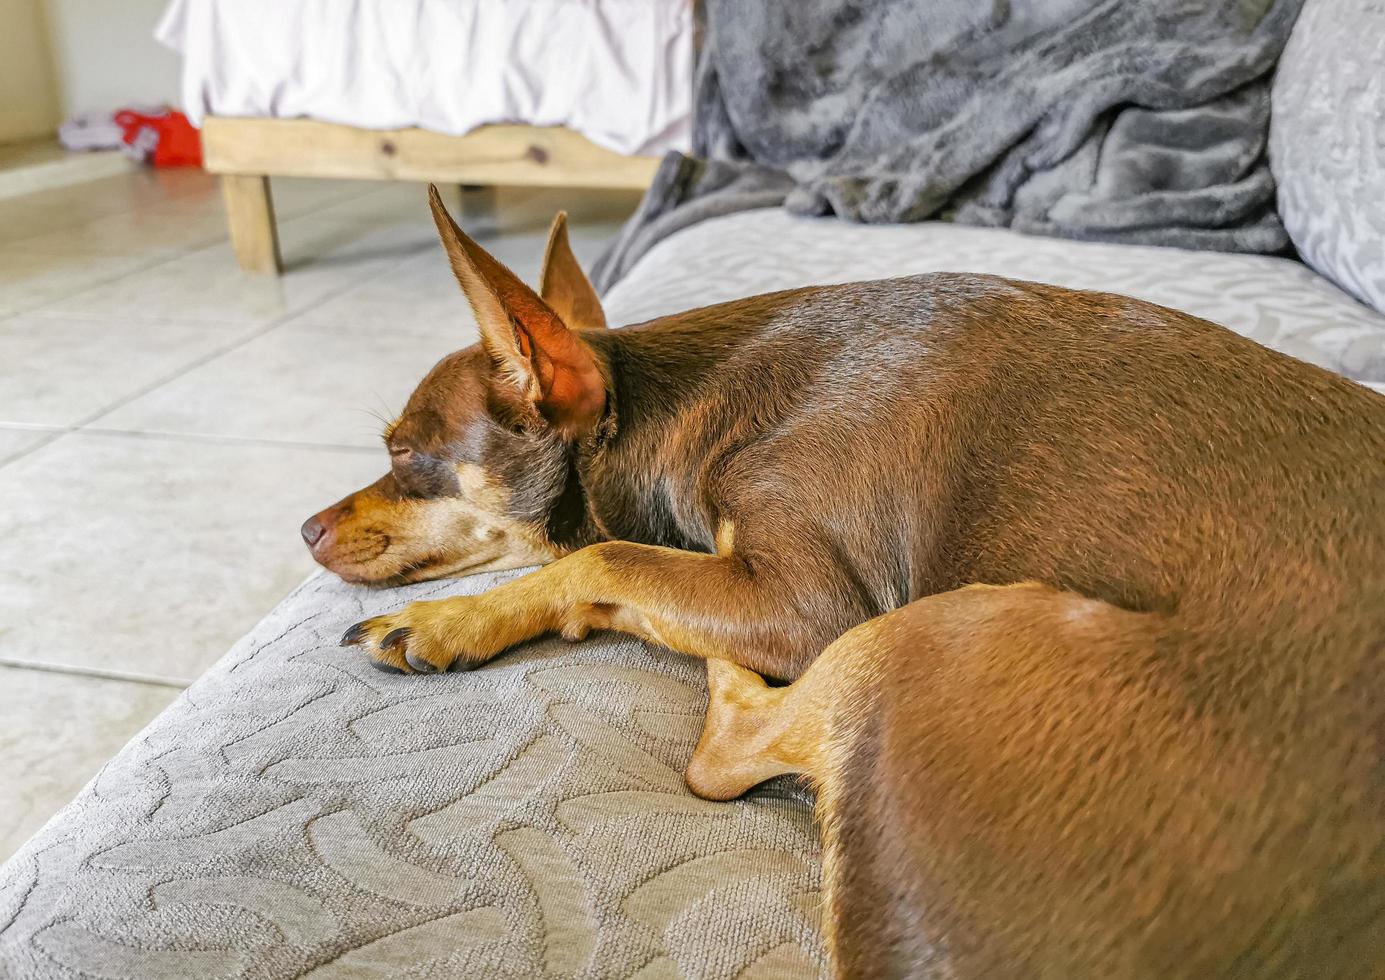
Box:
[0,172,226,316]
[0,432,382,681]
[0,665,178,863]
[0,426,59,465]
[13,199,231,260]
[0,248,159,319]
[0,314,252,427]
[5,167,227,259]
[0,169,215,247]
[94,320,465,448]
[0,185,132,246]
[0,173,382,260]
[33,213,432,326]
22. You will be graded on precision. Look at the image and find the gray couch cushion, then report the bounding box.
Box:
[0,570,825,979]
[1270,0,1385,315]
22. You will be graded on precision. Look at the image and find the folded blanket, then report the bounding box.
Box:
[593,0,1305,291]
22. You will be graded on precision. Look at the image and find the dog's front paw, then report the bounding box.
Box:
[341,596,492,675]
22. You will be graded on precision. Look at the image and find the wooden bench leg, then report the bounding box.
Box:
[221,174,283,275]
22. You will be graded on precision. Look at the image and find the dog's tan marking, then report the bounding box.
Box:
[313,459,562,585]
[714,520,736,558]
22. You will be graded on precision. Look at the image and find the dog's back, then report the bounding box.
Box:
[596,272,1385,639]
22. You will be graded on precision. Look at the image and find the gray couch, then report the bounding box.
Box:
[2,1,1382,976]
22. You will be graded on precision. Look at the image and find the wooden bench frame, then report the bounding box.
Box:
[201,116,662,274]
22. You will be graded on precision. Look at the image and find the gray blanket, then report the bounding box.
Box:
[592,0,1305,291]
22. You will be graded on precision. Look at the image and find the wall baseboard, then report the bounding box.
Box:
[0,139,137,201]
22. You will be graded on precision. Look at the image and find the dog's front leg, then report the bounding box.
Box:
[341,540,848,678]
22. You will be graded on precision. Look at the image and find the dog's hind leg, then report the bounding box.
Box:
[686,659,815,800]
[688,583,1175,976]
[685,622,882,801]
[685,574,949,801]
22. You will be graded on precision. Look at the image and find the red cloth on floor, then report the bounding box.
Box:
[115,109,203,168]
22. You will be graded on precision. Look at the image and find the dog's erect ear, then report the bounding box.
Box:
[428,185,605,436]
[539,212,607,330]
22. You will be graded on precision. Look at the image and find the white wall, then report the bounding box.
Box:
[0,0,61,143]
[42,0,180,118]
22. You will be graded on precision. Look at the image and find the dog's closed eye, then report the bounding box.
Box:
[388,447,459,499]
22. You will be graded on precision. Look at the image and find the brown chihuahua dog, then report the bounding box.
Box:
[305,186,1385,977]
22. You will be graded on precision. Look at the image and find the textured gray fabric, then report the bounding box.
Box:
[592,0,1306,291]
[6,212,1384,979]
[0,571,825,979]
[1269,0,1385,315]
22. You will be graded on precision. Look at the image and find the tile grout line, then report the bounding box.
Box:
[0,656,191,690]
[79,426,381,454]
[0,428,65,469]
[0,318,282,469]
[0,251,174,322]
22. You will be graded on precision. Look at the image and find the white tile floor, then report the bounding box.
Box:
[0,168,640,860]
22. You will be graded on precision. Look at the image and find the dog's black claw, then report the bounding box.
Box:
[405,649,439,674]
[381,628,411,651]
[369,660,405,675]
[341,622,370,647]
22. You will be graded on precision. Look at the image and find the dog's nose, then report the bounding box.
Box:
[301,515,326,548]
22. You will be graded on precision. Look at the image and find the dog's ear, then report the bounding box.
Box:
[428,185,605,437]
[539,212,607,330]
